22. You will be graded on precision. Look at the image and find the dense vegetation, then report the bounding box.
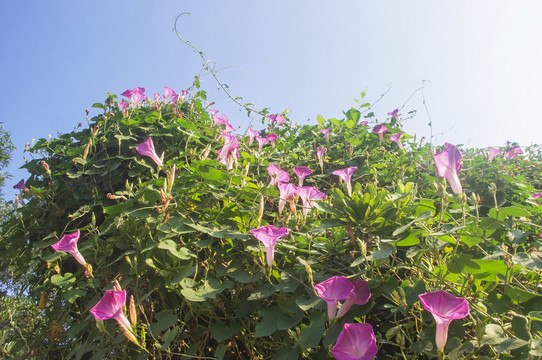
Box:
[1,79,542,359]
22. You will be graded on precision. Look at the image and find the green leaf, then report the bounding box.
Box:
[150,310,177,335]
[489,206,532,220]
[494,338,529,353]
[157,240,195,260]
[92,102,103,109]
[255,306,281,337]
[63,288,86,303]
[212,321,241,342]
[393,211,432,236]
[366,247,394,261]
[277,308,303,330]
[300,312,326,349]
[51,273,76,287]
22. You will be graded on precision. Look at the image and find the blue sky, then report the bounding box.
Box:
[2,1,542,199]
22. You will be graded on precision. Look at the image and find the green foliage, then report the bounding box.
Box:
[2,80,542,359]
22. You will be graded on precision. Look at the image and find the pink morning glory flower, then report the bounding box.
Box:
[249,225,289,267]
[316,147,327,169]
[293,166,313,186]
[320,128,331,142]
[256,136,269,150]
[121,87,147,108]
[267,114,277,123]
[13,179,28,192]
[433,143,463,194]
[223,121,236,133]
[90,290,137,343]
[314,276,354,320]
[332,167,357,197]
[213,113,229,126]
[276,115,287,125]
[372,125,388,141]
[50,230,87,266]
[118,100,129,116]
[532,193,542,199]
[135,137,163,167]
[390,132,405,153]
[209,109,219,116]
[267,134,278,148]
[247,128,260,146]
[181,89,188,102]
[487,147,501,161]
[267,164,290,186]
[163,86,179,104]
[217,134,240,168]
[503,146,523,160]
[336,280,371,318]
[360,121,368,127]
[277,182,299,214]
[297,186,327,216]
[418,290,469,352]
[331,323,378,360]
[387,108,401,126]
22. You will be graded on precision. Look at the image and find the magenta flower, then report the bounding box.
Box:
[419,290,469,352]
[256,136,269,150]
[360,121,368,127]
[434,143,463,194]
[336,280,371,318]
[332,167,357,196]
[118,100,129,116]
[387,108,401,126]
[372,125,388,141]
[297,186,327,216]
[277,182,299,214]
[181,89,188,102]
[209,109,219,116]
[135,137,163,167]
[51,230,87,266]
[121,87,147,108]
[487,147,501,161]
[503,146,523,160]
[90,290,131,330]
[316,147,327,169]
[390,132,405,152]
[213,113,229,126]
[320,128,331,142]
[163,86,179,104]
[532,193,542,199]
[293,166,313,186]
[267,114,277,123]
[223,121,236,133]
[267,164,290,186]
[247,128,260,146]
[217,134,240,169]
[13,179,28,192]
[314,276,354,320]
[90,289,138,345]
[154,93,161,103]
[267,134,278,148]
[276,115,287,125]
[249,225,289,266]
[331,323,378,360]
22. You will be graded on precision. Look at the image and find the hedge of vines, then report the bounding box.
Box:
[2,78,542,359]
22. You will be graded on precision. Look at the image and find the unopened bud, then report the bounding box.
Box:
[258,195,265,223]
[129,295,137,327]
[83,141,91,160]
[113,280,122,292]
[118,322,139,345]
[167,164,176,194]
